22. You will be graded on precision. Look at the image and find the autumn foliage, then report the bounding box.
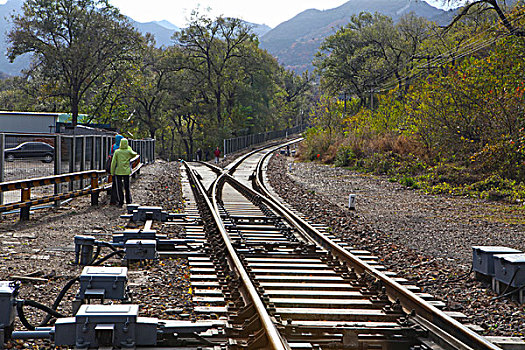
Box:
[305,5,525,201]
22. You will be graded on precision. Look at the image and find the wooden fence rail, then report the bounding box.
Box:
[0,155,141,220]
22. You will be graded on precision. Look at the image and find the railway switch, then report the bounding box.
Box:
[54,304,226,348]
[125,239,157,260]
[472,246,521,277]
[77,266,128,301]
[54,304,157,348]
[128,206,168,222]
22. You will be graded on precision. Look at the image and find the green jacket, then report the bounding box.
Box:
[110,138,138,175]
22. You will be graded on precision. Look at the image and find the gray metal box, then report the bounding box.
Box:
[112,229,159,245]
[125,239,157,260]
[55,304,157,348]
[132,206,167,222]
[78,266,128,300]
[0,281,15,328]
[494,253,525,287]
[472,246,521,276]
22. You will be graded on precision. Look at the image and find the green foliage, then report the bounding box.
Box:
[2,4,314,160]
[334,145,356,167]
[298,127,335,161]
[8,0,142,125]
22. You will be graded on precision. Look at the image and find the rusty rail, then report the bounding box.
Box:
[251,142,502,350]
[183,160,291,350]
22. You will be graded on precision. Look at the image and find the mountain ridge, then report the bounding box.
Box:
[259,0,457,73]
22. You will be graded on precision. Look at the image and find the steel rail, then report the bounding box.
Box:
[251,142,503,350]
[182,160,290,350]
[224,137,302,175]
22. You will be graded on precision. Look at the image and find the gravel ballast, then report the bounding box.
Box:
[267,152,525,337]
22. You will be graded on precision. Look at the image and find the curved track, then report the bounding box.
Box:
[183,140,503,350]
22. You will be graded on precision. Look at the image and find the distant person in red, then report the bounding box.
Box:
[214,146,220,164]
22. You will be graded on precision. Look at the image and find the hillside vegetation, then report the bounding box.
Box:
[303,2,525,202]
[260,0,454,73]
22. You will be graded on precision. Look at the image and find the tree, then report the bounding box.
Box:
[8,0,142,126]
[173,13,256,126]
[446,0,524,36]
[128,41,176,139]
[315,12,432,102]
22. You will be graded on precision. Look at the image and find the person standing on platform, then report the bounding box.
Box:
[196,148,203,161]
[110,138,137,207]
[214,146,220,164]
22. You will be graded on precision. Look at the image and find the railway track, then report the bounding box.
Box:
[182,140,504,349]
[0,140,510,349]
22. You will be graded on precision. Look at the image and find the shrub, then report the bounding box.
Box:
[334,145,357,167]
[470,138,525,183]
[297,127,336,161]
[399,176,415,188]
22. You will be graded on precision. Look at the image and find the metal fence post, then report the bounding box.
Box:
[54,135,62,205]
[0,134,4,206]
[91,136,96,170]
[97,136,102,169]
[69,136,75,191]
[80,136,86,188]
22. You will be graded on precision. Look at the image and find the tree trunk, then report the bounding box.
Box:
[71,94,80,127]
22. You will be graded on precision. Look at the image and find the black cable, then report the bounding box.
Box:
[38,277,80,327]
[492,284,525,300]
[92,250,125,266]
[88,245,102,265]
[491,267,521,300]
[99,241,120,252]
[16,300,66,331]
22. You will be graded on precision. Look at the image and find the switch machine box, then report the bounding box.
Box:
[493,253,525,287]
[472,246,521,276]
[55,304,157,348]
[78,266,128,300]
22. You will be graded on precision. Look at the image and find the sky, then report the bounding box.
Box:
[0,0,462,28]
[107,0,459,28]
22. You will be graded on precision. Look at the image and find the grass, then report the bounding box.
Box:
[473,205,525,225]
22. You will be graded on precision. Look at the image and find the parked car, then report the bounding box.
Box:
[4,142,54,163]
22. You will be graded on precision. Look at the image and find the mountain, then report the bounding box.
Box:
[0,0,181,75]
[246,22,272,37]
[0,0,274,76]
[132,21,178,47]
[259,0,457,73]
[154,20,180,31]
[0,0,31,76]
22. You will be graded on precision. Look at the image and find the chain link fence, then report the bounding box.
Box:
[0,133,155,205]
[223,125,306,156]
